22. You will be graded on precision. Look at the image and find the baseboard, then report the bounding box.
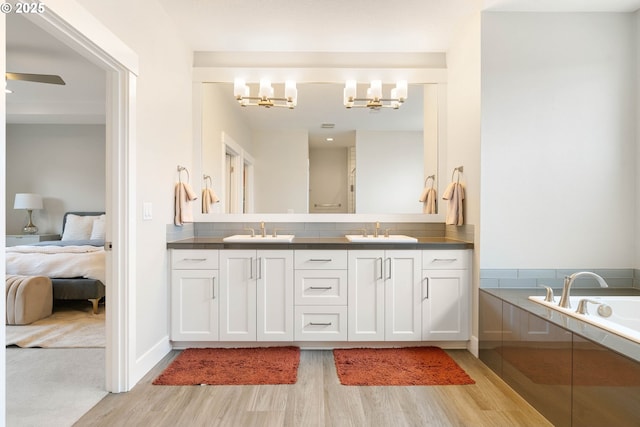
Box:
[467,335,479,357]
[132,335,172,387]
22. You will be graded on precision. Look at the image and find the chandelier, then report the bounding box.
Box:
[343,80,408,109]
[233,78,298,109]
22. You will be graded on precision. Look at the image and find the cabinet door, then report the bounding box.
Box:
[385,250,422,341]
[348,250,385,341]
[171,269,219,341]
[220,250,257,341]
[257,250,293,341]
[422,269,469,340]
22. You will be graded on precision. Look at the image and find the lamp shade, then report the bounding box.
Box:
[14,193,43,210]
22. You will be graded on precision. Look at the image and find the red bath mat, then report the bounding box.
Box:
[153,346,300,385]
[333,346,475,386]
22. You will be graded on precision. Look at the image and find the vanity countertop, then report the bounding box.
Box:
[166,236,473,250]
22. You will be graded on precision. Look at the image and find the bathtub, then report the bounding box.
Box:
[529,295,640,344]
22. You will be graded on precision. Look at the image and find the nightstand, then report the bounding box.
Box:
[6,234,61,247]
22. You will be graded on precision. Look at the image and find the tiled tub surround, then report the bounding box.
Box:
[480,268,639,289]
[480,287,640,426]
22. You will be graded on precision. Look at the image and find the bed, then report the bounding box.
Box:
[6,212,106,314]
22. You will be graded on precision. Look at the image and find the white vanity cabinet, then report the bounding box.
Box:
[219,249,294,341]
[421,250,471,341]
[348,250,422,341]
[170,250,220,341]
[294,250,348,341]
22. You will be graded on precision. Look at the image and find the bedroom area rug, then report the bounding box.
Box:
[333,346,476,386]
[153,346,300,385]
[6,300,105,348]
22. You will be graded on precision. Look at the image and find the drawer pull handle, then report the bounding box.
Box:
[183,258,207,262]
[309,286,333,290]
[309,258,332,262]
[433,258,457,262]
[309,322,332,326]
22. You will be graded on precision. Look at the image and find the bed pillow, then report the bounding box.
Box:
[61,214,100,241]
[89,215,106,240]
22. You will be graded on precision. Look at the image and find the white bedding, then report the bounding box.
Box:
[6,245,105,283]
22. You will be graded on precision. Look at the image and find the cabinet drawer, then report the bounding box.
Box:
[171,250,219,269]
[422,250,469,270]
[295,270,347,305]
[294,250,347,270]
[294,306,348,341]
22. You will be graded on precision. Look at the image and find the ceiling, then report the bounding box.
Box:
[5,14,106,124]
[5,0,640,126]
[157,0,640,53]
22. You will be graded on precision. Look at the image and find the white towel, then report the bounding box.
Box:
[174,182,198,226]
[202,187,220,213]
[442,182,465,225]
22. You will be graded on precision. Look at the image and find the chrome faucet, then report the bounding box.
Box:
[558,272,609,309]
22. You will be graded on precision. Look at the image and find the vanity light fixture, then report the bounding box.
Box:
[343,80,408,110]
[233,78,298,109]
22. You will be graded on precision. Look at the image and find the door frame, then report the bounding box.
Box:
[21,1,139,392]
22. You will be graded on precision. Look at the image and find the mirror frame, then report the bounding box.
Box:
[191,52,448,223]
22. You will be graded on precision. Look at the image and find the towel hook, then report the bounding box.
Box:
[451,166,463,184]
[424,175,435,188]
[177,165,190,183]
[203,174,212,189]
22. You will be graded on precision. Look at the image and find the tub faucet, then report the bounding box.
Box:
[558,272,609,309]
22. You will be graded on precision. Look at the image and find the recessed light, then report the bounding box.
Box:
[326,137,334,142]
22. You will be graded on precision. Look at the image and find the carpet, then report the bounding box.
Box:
[333,346,475,386]
[153,346,301,385]
[6,300,105,348]
[497,346,640,386]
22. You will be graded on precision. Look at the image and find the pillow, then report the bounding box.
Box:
[90,215,106,240]
[61,214,101,241]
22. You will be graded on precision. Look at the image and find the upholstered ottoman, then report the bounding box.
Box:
[5,275,53,325]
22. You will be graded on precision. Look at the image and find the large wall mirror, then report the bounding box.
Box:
[196,80,443,219]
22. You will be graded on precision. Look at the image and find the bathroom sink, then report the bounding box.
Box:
[223,234,295,243]
[345,234,418,243]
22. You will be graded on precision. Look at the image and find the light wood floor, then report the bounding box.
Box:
[75,349,552,427]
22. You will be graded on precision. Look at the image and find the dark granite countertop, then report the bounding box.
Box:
[481,287,640,363]
[166,236,473,250]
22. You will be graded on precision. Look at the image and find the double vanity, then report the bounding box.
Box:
[167,233,472,348]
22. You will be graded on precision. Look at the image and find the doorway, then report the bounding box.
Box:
[2,6,138,397]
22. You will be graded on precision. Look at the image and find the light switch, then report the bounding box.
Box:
[143,202,153,220]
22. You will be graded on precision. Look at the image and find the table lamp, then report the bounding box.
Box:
[14,193,43,234]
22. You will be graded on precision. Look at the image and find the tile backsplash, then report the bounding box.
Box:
[167,221,474,242]
[480,268,639,289]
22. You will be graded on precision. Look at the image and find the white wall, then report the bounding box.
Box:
[252,129,308,213]
[356,130,424,214]
[6,124,105,234]
[481,12,637,269]
[77,0,193,383]
[446,13,482,350]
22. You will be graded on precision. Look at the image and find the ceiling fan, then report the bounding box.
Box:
[5,72,66,90]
